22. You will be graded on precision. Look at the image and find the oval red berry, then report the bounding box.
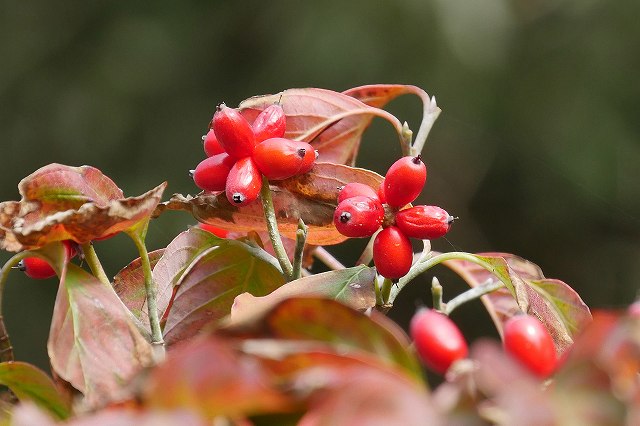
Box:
[20,257,56,279]
[383,156,427,208]
[373,226,413,279]
[212,104,256,159]
[333,196,383,238]
[198,223,229,238]
[503,314,557,378]
[252,103,286,143]
[410,308,468,374]
[192,153,235,192]
[225,157,261,206]
[203,129,225,157]
[395,205,452,240]
[253,138,311,181]
[337,182,379,204]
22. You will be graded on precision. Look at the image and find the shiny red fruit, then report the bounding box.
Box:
[20,257,56,279]
[372,226,413,279]
[337,182,379,204]
[198,223,229,238]
[503,314,557,378]
[298,146,317,174]
[333,196,384,238]
[252,103,286,143]
[225,157,262,206]
[383,156,427,208]
[192,153,235,192]
[203,129,225,157]
[395,205,453,240]
[410,308,468,374]
[212,104,256,159]
[253,138,313,180]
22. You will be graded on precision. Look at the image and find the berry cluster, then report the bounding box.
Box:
[334,155,453,280]
[192,103,316,206]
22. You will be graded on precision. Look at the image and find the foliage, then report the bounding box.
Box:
[0,84,634,425]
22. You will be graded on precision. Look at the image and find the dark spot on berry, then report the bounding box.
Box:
[188,170,195,178]
[412,155,422,164]
[314,150,319,159]
[216,102,226,111]
[201,135,206,142]
[340,212,351,223]
[17,260,25,272]
[297,148,306,158]
[447,216,458,224]
[232,193,245,204]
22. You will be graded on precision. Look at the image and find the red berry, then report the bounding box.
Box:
[337,182,379,204]
[503,314,557,378]
[373,226,413,279]
[198,223,229,238]
[19,257,56,279]
[192,153,235,192]
[395,205,453,240]
[383,156,427,208]
[252,138,313,180]
[297,146,317,175]
[377,181,386,204]
[203,129,225,157]
[252,103,286,143]
[225,157,262,206]
[212,104,256,159]
[333,196,384,238]
[410,308,468,374]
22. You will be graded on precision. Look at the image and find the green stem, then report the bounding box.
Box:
[313,247,346,270]
[128,231,165,360]
[411,95,441,156]
[355,232,377,266]
[380,277,394,305]
[444,279,504,316]
[292,219,308,281]
[389,251,507,305]
[0,252,29,363]
[80,242,110,287]
[400,121,413,156]
[431,277,443,312]
[260,176,293,280]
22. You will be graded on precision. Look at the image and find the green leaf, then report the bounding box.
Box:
[230,266,377,324]
[48,263,154,408]
[441,252,591,353]
[0,362,71,420]
[162,228,285,346]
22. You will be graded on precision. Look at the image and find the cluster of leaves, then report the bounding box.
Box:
[0,85,633,425]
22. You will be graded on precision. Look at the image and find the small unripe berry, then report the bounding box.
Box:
[225,157,262,206]
[410,308,468,374]
[192,153,235,192]
[373,226,413,279]
[503,314,557,378]
[252,103,286,143]
[337,182,379,204]
[395,205,453,240]
[212,104,256,159]
[383,156,427,208]
[333,196,384,238]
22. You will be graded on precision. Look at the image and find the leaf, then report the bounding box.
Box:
[112,249,166,328]
[229,297,422,381]
[143,337,292,419]
[0,362,71,420]
[0,165,166,252]
[229,266,376,325]
[442,252,592,353]
[48,263,154,408]
[155,164,383,246]
[239,88,404,166]
[162,228,285,346]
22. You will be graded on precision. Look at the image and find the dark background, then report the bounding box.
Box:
[2,0,639,370]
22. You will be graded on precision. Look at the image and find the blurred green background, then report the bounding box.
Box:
[1,0,639,370]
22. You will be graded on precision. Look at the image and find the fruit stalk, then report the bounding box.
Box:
[443,278,504,316]
[260,176,294,280]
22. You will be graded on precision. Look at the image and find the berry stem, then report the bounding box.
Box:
[126,223,165,361]
[0,252,30,364]
[411,95,441,156]
[260,176,294,281]
[292,219,308,280]
[444,278,504,316]
[312,247,346,270]
[80,242,110,287]
[355,231,378,266]
[431,277,443,311]
[380,277,394,305]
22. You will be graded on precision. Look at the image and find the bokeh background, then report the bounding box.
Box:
[1,0,639,370]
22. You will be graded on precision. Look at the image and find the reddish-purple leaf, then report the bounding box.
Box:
[239,88,404,166]
[48,262,154,408]
[156,163,383,246]
[442,252,591,353]
[144,337,292,418]
[161,228,285,346]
